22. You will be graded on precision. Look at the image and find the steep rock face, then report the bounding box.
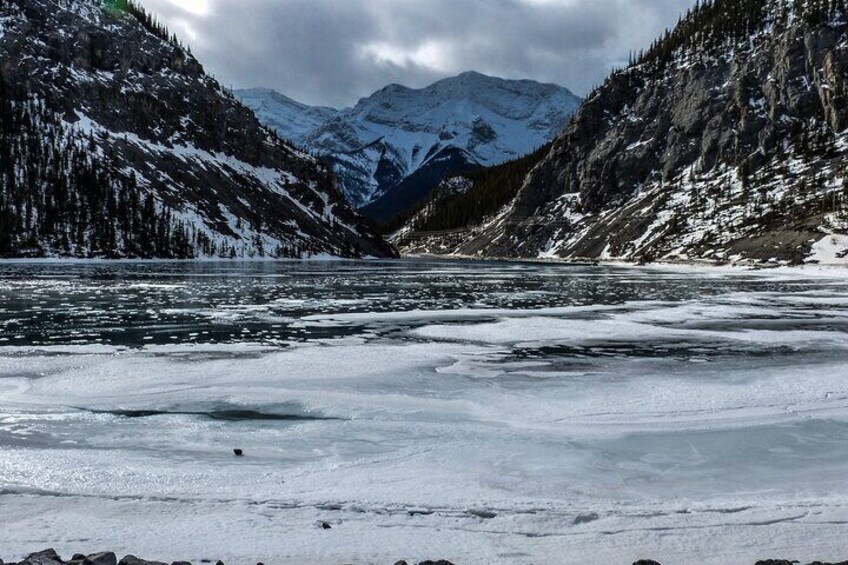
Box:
[0,0,395,258]
[237,72,581,220]
[443,0,848,265]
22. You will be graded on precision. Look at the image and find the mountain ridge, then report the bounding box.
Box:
[236,72,581,219]
[0,0,395,259]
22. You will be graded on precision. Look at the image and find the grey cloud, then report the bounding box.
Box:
[141,0,695,107]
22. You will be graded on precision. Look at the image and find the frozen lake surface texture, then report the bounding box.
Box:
[1,260,847,564]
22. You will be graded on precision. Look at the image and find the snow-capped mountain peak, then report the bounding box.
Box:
[237,72,581,219]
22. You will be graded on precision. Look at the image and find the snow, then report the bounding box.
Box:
[0,15,12,39]
[2,261,848,564]
[808,234,848,265]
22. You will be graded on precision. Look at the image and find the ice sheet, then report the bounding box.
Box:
[1,260,848,565]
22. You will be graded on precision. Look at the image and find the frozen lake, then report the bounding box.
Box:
[1,260,848,564]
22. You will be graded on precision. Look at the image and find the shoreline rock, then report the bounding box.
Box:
[1,553,461,565]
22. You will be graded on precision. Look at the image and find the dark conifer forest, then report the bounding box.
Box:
[632,0,847,70]
[0,75,194,258]
[394,145,552,235]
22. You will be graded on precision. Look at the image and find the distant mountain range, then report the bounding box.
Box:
[237,72,581,221]
[0,0,394,259]
[394,0,848,266]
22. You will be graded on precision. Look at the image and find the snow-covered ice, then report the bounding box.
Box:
[1,260,848,564]
[809,234,848,266]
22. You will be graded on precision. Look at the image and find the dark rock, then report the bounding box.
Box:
[633,561,663,565]
[755,561,798,565]
[573,512,600,525]
[28,551,60,562]
[394,561,409,565]
[84,553,117,565]
[20,550,62,565]
[215,561,225,565]
[118,556,168,565]
[321,522,332,530]
[171,562,193,565]
[233,449,244,457]
[417,562,456,565]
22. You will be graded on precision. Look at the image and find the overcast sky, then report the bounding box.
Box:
[141,0,694,108]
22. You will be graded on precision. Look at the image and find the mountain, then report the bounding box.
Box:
[235,88,340,147]
[0,0,395,259]
[236,72,582,221]
[397,0,848,266]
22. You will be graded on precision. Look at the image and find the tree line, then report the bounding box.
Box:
[395,145,551,234]
[103,0,184,48]
[631,0,847,70]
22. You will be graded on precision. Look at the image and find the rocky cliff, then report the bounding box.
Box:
[401,0,848,266]
[0,0,395,259]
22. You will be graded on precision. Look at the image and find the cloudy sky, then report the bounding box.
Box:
[141,0,694,108]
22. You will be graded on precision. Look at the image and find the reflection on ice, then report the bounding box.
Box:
[1,260,848,564]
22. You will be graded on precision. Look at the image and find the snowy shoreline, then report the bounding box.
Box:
[3,549,847,565]
[1,253,847,277]
[402,252,848,276]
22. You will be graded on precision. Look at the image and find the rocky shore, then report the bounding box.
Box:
[3,551,847,565]
[0,551,459,565]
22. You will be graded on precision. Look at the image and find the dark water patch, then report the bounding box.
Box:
[79,269,121,281]
[80,407,343,422]
[506,340,837,364]
[2,259,848,348]
[667,317,848,333]
[149,350,276,362]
